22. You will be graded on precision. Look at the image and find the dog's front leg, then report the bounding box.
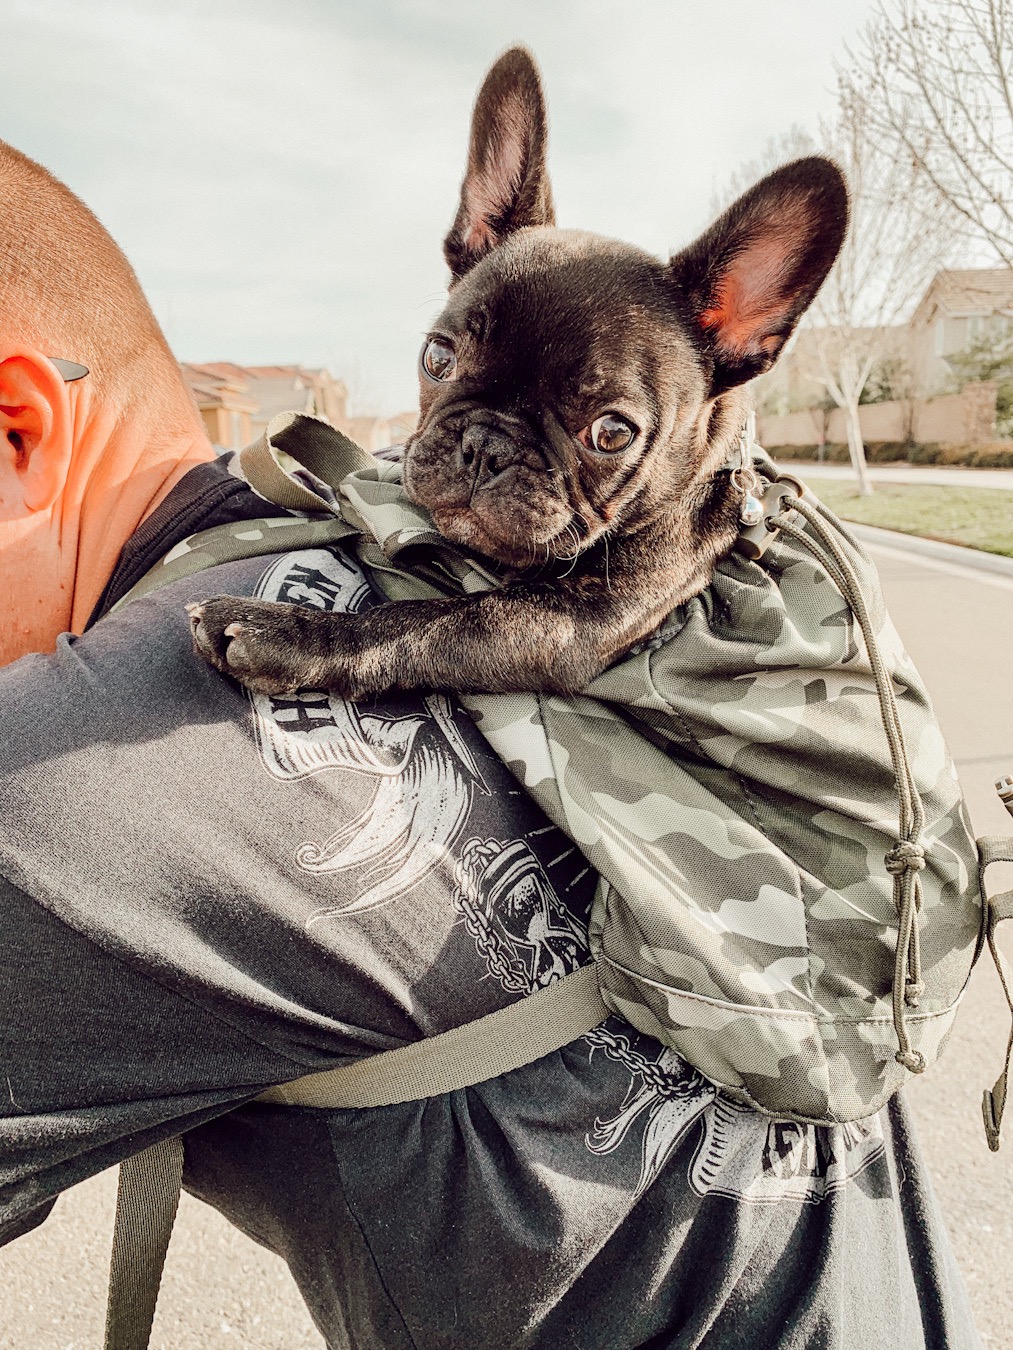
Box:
[188,576,659,699]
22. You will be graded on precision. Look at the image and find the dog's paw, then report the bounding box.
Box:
[187,596,359,697]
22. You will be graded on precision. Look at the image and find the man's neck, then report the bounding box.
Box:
[0,399,214,664]
[71,411,214,631]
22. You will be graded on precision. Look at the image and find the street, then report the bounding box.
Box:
[862,537,1013,1349]
[2,535,1012,1348]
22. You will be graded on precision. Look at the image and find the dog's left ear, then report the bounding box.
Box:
[669,157,848,395]
[444,47,555,282]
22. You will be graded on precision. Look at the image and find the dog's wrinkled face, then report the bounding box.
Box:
[404,230,716,568]
[402,46,848,571]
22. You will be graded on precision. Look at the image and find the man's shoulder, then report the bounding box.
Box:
[89,456,274,625]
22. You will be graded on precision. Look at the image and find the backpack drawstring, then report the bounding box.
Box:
[765,486,929,1075]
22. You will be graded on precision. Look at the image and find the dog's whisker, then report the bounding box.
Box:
[557,523,582,578]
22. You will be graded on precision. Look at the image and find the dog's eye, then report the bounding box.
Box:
[580,413,637,454]
[421,338,457,382]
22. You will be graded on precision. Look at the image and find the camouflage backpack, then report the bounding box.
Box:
[117,412,1013,1135]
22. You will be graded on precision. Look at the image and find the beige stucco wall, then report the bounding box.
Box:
[758,384,994,448]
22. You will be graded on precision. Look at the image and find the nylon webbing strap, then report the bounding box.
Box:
[103,969,608,1349]
[978,834,1013,1151]
[256,963,609,1108]
[110,412,373,614]
[977,834,1013,871]
[104,1136,184,1350]
[237,411,373,513]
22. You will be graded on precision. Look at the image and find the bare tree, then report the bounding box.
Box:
[844,0,1013,266]
[807,395,836,462]
[796,95,950,494]
[721,106,948,494]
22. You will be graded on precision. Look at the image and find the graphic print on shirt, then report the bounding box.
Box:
[252,548,888,1202]
[249,548,487,916]
[453,829,885,1205]
[585,1031,886,1204]
[453,834,591,992]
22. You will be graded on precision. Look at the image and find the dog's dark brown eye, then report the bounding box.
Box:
[422,337,457,382]
[580,413,637,454]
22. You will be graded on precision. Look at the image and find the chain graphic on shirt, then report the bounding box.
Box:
[453,837,589,991]
[249,547,486,917]
[586,1025,885,1204]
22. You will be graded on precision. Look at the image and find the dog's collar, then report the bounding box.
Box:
[720,410,768,529]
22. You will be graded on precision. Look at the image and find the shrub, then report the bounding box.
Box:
[764,441,1013,468]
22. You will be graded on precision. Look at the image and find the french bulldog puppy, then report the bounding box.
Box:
[190,47,847,699]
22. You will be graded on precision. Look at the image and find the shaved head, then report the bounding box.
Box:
[0,140,199,430]
[0,140,215,663]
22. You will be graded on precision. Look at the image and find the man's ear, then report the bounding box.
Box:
[668,157,849,396]
[444,46,555,282]
[0,353,74,512]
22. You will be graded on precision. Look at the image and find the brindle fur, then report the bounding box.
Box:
[190,48,847,699]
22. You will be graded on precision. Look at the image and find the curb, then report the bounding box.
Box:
[847,522,1013,580]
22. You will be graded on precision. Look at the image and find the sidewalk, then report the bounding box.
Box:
[847,522,1013,580]
[791,462,1013,491]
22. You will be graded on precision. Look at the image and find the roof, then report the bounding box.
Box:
[187,362,347,393]
[914,268,1013,319]
[180,363,258,413]
[181,362,350,422]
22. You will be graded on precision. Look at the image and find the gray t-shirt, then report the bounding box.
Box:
[0,524,982,1348]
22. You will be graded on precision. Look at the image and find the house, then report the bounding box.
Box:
[180,364,259,452]
[756,266,1013,421]
[344,416,392,454]
[906,268,1013,395]
[754,269,1013,449]
[755,325,907,415]
[182,361,353,450]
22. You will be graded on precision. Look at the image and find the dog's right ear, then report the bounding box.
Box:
[444,47,555,283]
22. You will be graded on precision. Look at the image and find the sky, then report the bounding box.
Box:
[4,0,878,415]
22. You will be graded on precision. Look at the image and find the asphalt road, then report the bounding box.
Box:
[2,534,1012,1349]
[863,536,1013,1350]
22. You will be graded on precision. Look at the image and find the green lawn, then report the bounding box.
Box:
[808,481,1013,558]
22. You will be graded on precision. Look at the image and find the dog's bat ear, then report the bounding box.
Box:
[668,157,848,396]
[444,46,555,282]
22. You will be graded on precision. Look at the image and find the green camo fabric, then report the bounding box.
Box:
[122,413,985,1123]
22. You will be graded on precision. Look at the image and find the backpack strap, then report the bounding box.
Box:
[256,962,608,1108]
[109,412,372,613]
[104,1137,184,1350]
[977,831,1013,1150]
[236,409,374,510]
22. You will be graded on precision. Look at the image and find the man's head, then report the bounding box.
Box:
[0,140,213,663]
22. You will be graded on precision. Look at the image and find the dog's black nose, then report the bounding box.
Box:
[459,424,513,484]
